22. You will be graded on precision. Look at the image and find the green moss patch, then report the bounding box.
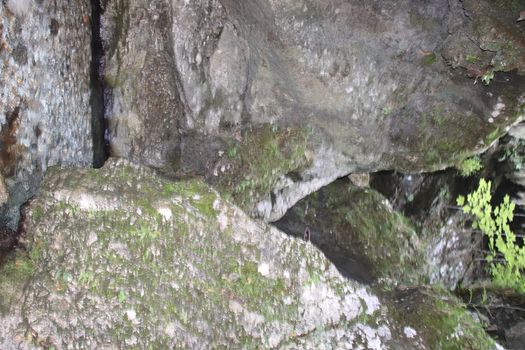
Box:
[213,124,311,212]
[385,287,496,350]
[0,251,34,315]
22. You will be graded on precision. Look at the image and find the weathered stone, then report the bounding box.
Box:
[385,286,498,350]
[0,159,499,349]
[349,173,370,188]
[102,0,525,221]
[370,171,479,289]
[0,1,93,227]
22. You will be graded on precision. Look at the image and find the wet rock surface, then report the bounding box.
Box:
[0,1,93,228]
[0,159,499,349]
[102,0,525,220]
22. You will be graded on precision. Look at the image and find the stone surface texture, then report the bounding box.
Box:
[0,1,93,227]
[0,159,498,349]
[102,0,525,220]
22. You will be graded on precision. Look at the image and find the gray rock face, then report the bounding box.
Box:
[102,0,525,221]
[0,159,499,349]
[370,171,479,289]
[0,1,93,227]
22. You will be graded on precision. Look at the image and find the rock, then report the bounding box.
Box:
[443,0,525,74]
[0,159,498,349]
[276,172,483,289]
[505,316,525,349]
[370,171,479,289]
[275,178,424,284]
[348,173,370,188]
[508,123,525,141]
[385,286,498,350]
[101,0,525,221]
[0,1,93,228]
[0,173,8,206]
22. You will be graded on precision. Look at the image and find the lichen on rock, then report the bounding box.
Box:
[0,159,499,349]
[0,159,389,348]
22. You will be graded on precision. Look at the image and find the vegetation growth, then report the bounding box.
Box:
[458,156,483,177]
[457,179,525,294]
[215,124,311,212]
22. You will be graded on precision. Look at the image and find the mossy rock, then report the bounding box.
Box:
[0,159,392,348]
[0,159,500,349]
[275,178,425,285]
[0,251,34,316]
[384,286,497,350]
[211,124,312,214]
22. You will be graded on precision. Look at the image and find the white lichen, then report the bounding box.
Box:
[403,326,417,339]
[6,0,32,17]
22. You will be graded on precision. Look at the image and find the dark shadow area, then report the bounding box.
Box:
[273,176,383,285]
[90,0,109,168]
[273,216,375,285]
[369,169,474,221]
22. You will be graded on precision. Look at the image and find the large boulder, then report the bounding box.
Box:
[101,0,525,220]
[0,159,499,349]
[0,1,93,227]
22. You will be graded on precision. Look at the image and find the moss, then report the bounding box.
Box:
[485,127,501,145]
[291,180,424,284]
[215,124,311,212]
[422,53,437,65]
[0,252,35,315]
[414,110,487,169]
[31,205,45,222]
[341,188,423,282]
[385,287,495,350]
[466,54,480,64]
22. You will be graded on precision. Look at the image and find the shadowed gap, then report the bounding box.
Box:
[90,0,109,167]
